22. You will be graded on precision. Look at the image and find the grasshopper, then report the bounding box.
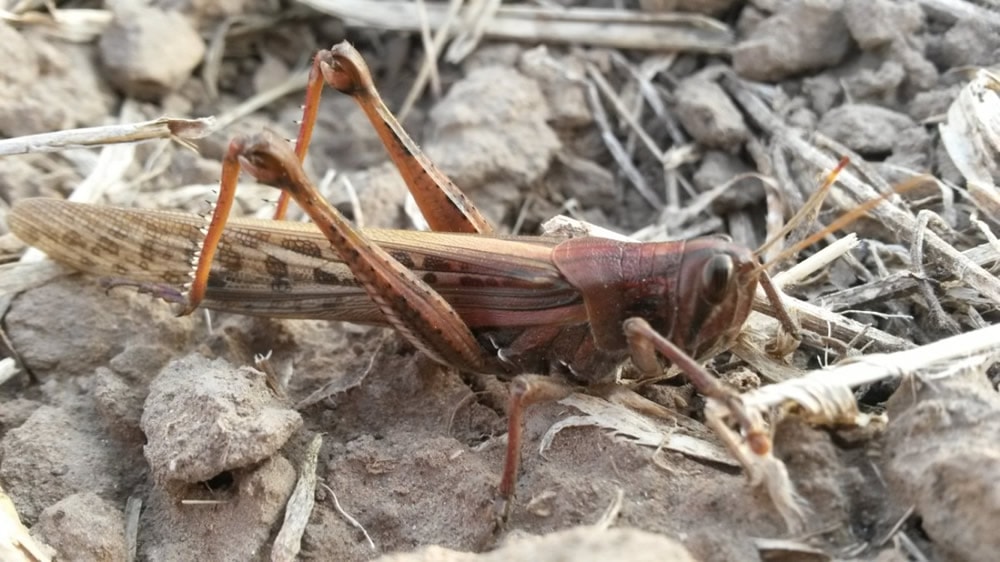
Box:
[10,41,812,520]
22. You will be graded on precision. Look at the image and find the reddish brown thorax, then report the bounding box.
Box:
[552,236,758,359]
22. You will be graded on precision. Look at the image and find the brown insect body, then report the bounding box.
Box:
[551,237,758,371]
[9,198,758,384]
[8,42,786,520]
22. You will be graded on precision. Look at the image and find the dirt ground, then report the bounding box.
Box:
[2,1,1000,561]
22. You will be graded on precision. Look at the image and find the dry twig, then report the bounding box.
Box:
[722,73,1000,306]
[271,434,323,562]
[295,0,733,53]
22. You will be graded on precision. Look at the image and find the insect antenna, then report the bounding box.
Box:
[751,159,935,277]
[754,156,850,262]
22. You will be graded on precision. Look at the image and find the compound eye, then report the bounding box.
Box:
[701,254,734,305]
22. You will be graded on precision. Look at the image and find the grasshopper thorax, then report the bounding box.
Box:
[552,236,759,359]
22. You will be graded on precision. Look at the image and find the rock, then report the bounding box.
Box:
[326,162,410,229]
[426,66,561,218]
[33,492,127,562]
[773,419,868,544]
[165,146,225,187]
[0,398,40,440]
[293,94,400,172]
[93,364,148,443]
[375,527,695,562]
[544,154,618,212]
[6,279,192,381]
[885,126,930,169]
[890,42,938,93]
[99,5,205,100]
[0,33,110,136]
[817,104,916,155]
[932,19,1000,69]
[519,47,591,129]
[0,155,73,204]
[141,456,296,560]
[693,151,765,213]
[676,75,748,152]
[141,355,302,484]
[843,60,906,102]
[0,21,36,89]
[883,370,1000,561]
[802,74,842,115]
[843,0,924,50]
[0,406,140,522]
[908,86,962,122]
[733,0,852,82]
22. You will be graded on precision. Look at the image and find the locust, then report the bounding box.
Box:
[10,41,827,521]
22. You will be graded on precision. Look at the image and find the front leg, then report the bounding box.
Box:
[623,317,770,457]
